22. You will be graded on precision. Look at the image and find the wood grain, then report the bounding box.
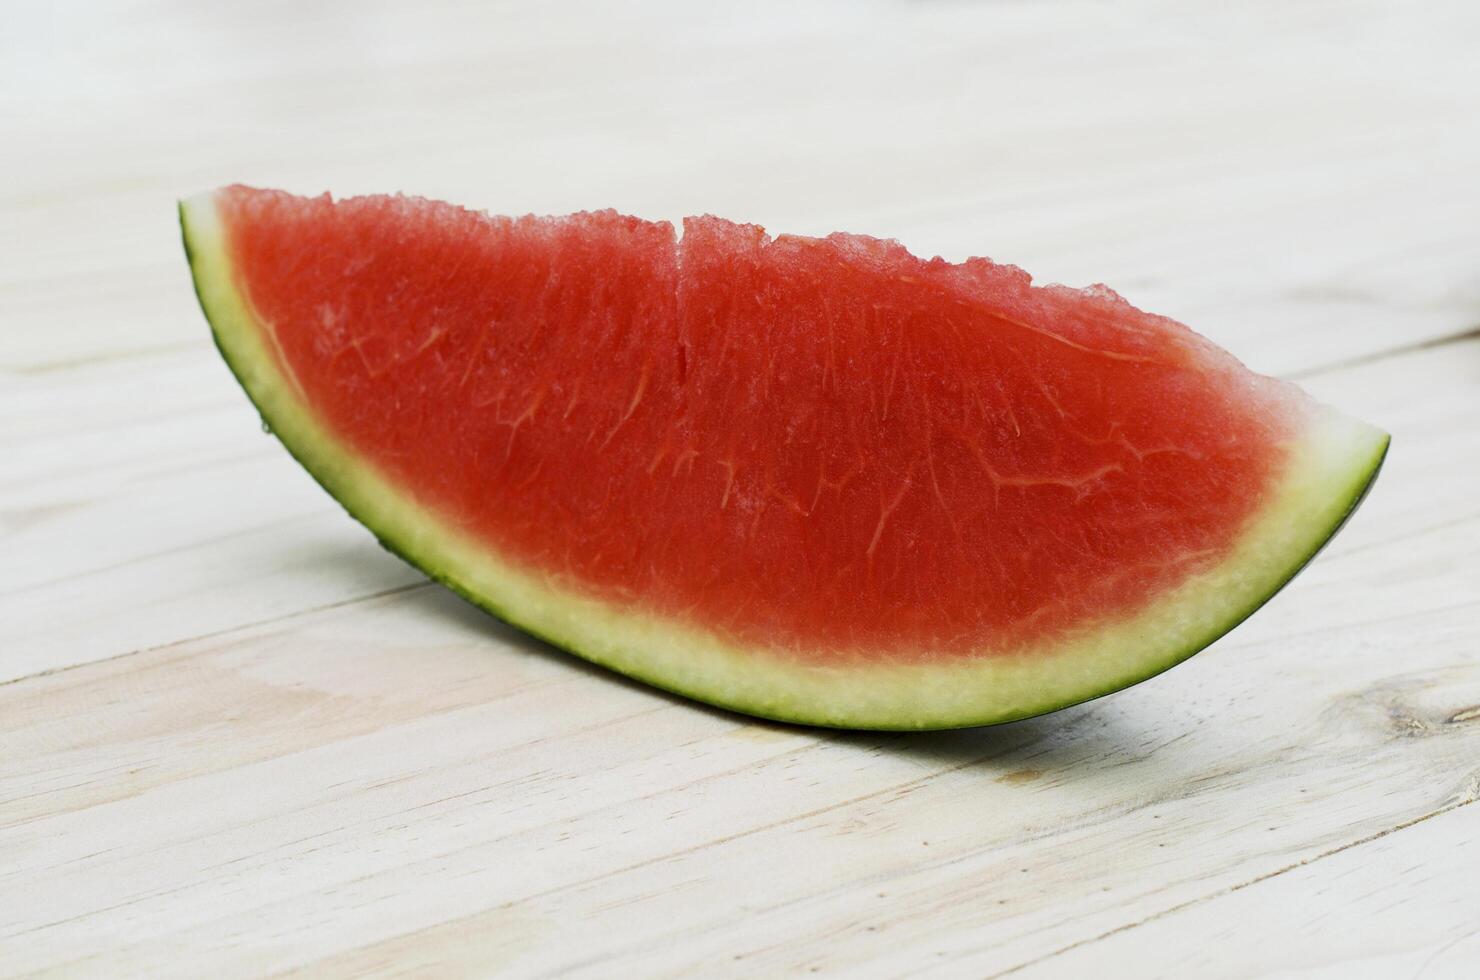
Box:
[3,1,1478,976]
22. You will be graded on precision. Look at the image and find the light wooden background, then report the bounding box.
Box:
[4,2,1479,977]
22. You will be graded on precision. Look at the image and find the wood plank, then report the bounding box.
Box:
[0,352,422,683]
[1010,802,1480,980]
[1,339,1475,975]
[4,0,1479,373]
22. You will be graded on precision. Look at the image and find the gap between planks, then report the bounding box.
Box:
[0,581,433,693]
[1284,322,1480,381]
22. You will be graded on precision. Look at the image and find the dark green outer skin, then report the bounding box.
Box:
[181,202,1390,731]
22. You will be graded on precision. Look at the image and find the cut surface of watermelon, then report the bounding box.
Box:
[181,186,1387,729]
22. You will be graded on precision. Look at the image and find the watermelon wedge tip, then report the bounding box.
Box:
[181,186,1387,729]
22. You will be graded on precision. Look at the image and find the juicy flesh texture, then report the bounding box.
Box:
[219,187,1307,662]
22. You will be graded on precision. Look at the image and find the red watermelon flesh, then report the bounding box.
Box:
[182,186,1386,728]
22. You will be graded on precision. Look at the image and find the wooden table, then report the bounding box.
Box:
[5,2,1478,976]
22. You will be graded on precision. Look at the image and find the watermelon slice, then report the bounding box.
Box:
[180,186,1387,730]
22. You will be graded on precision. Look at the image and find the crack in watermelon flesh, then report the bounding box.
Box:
[182,186,1387,728]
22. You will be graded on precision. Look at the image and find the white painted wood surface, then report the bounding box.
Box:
[3,2,1477,976]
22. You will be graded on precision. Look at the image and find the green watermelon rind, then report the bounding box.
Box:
[180,194,1390,731]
